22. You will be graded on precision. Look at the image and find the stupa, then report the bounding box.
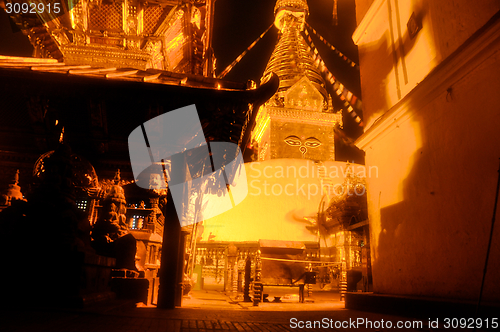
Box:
[251,0,342,162]
[0,170,25,208]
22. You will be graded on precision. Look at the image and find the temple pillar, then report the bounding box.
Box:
[158,152,187,309]
[176,230,188,304]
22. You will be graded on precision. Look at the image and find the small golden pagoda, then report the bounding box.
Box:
[251,0,342,162]
[6,0,216,75]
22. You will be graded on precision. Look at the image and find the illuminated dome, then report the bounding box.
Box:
[33,150,99,190]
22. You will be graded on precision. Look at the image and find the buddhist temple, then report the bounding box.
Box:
[0,0,280,309]
[0,0,368,309]
[195,0,370,303]
[0,0,499,323]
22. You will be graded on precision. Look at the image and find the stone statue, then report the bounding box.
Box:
[91,169,137,270]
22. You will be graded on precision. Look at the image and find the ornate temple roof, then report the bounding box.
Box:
[5,0,216,76]
[0,55,278,180]
[0,55,266,93]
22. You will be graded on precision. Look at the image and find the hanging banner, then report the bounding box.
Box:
[218,24,274,79]
[305,22,359,70]
[301,31,364,127]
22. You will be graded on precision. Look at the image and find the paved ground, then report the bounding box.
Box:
[0,289,492,331]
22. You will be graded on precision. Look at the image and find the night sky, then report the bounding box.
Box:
[0,0,363,146]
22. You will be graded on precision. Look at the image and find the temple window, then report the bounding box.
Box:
[76,199,88,212]
[130,215,144,229]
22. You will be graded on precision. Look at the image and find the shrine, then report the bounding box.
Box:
[0,50,277,309]
[0,0,368,309]
[1,0,499,321]
[193,0,370,304]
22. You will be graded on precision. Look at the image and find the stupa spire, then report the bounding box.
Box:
[263,0,327,102]
[251,0,342,162]
[274,0,309,17]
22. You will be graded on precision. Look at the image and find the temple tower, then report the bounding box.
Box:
[251,0,342,162]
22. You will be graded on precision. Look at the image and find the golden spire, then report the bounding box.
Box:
[263,0,327,102]
[274,0,309,16]
[251,0,342,163]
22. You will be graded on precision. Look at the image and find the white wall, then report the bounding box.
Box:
[355,0,500,302]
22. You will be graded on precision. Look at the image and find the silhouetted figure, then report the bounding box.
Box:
[0,143,95,308]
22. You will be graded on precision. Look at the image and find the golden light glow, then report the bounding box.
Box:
[191,6,201,29]
[284,77,324,112]
[360,118,422,266]
[59,127,65,143]
[200,159,365,243]
[252,106,271,143]
[0,55,58,63]
[254,116,270,143]
[166,34,185,53]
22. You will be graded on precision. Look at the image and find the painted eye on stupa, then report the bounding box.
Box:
[284,135,302,146]
[304,137,321,148]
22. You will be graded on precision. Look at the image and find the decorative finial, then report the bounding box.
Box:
[1,169,24,205]
[274,0,309,16]
[113,169,121,184]
[59,126,65,143]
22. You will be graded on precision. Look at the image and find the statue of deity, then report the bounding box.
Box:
[91,169,137,270]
